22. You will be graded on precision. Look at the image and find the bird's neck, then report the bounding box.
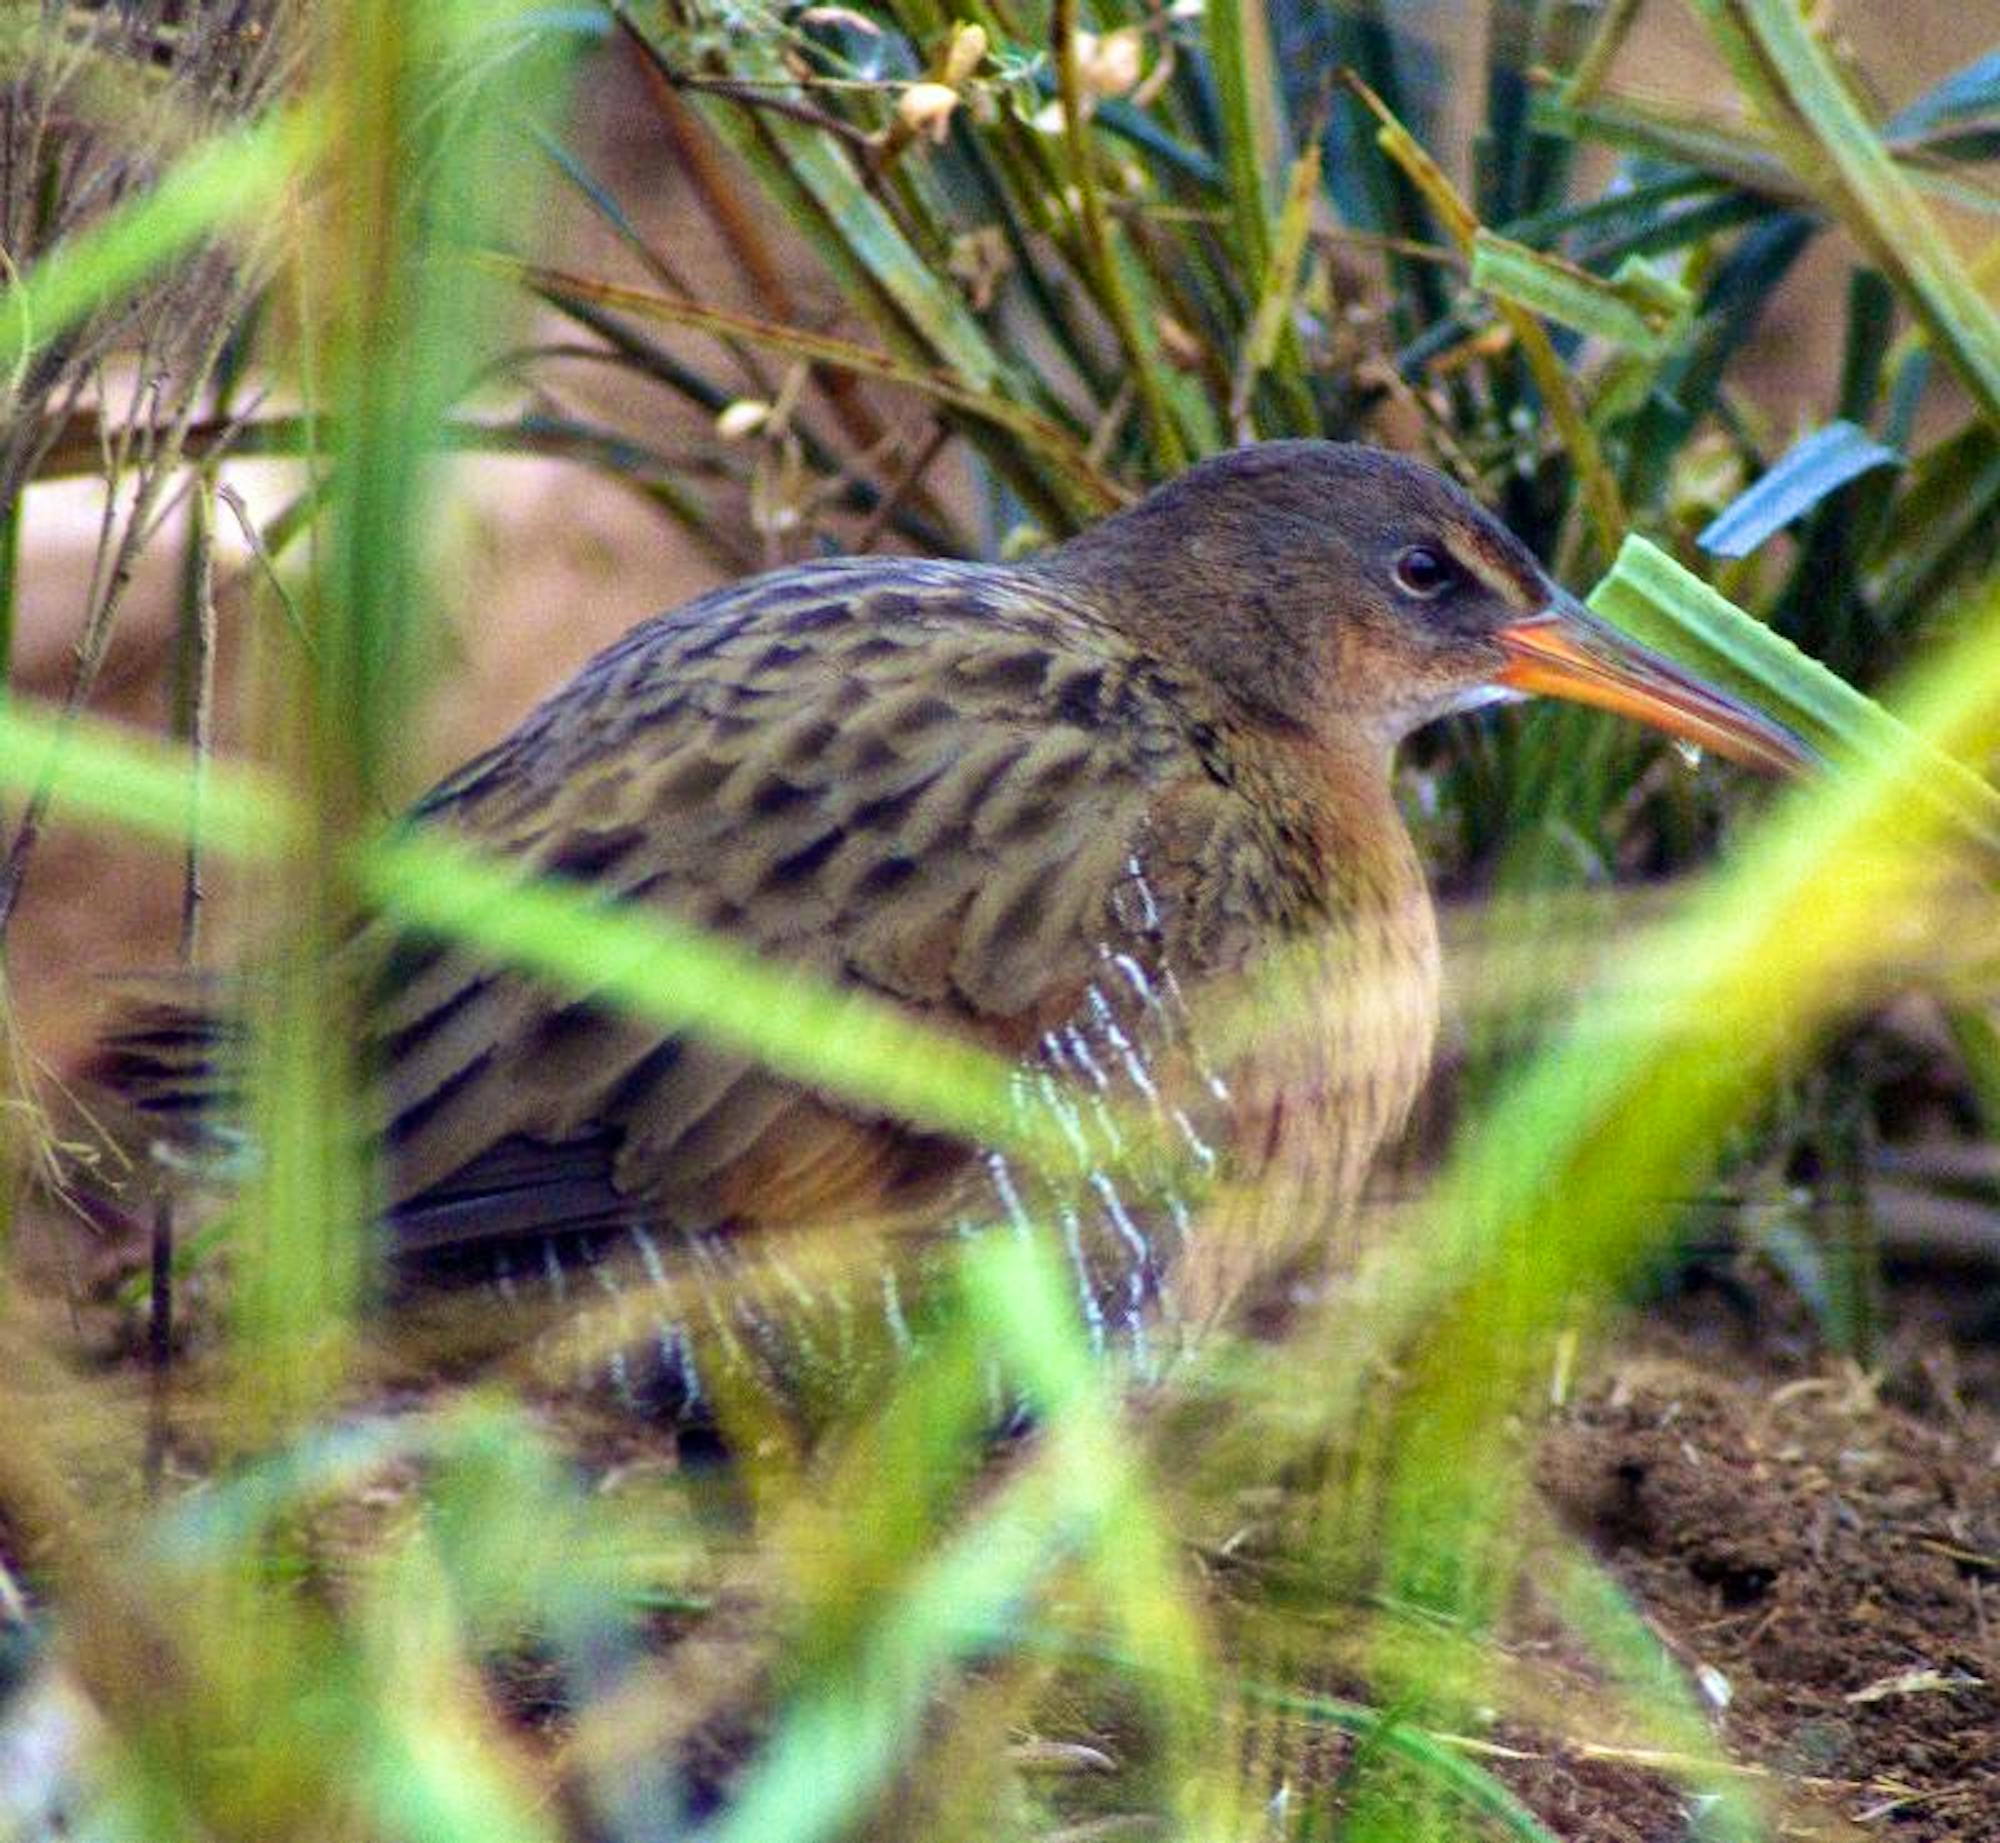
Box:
[1235,732,1430,928]
[1248,724,1443,1095]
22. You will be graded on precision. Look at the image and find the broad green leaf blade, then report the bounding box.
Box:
[1697,420,1903,558]
[1469,230,1689,357]
[1588,536,2000,852]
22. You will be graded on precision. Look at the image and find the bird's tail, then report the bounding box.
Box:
[83,975,251,1177]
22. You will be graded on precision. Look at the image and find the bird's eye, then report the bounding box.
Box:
[1393,545,1456,599]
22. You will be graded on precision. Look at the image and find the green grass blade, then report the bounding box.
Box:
[671,37,1011,394]
[1362,568,2000,1782]
[0,104,320,380]
[1354,75,1627,555]
[1051,0,1187,470]
[1589,536,2000,850]
[1690,0,2000,424]
[1203,0,1280,282]
[1231,129,1321,436]
[1470,230,1690,358]
[0,699,292,857]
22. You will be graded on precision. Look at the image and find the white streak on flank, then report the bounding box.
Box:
[1108,951,1163,1016]
[986,1149,1035,1238]
[629,1223,671,1291]
[681,1227,746,1365]
[1091,1169,1151,1270]
[1170,1105,1218,1171]
[765,1252,824,1365]
[626,1226,691,1382]
[541,1236,569,1303]
[588,1258,637,1408]
[1125,855,1160,930]
[881,1267,912,1352]
[1033,1066,1092,1167]
[683,1231,774,1352]
[1163,966,1233,1102]
[1059,1023,1109,1092]
[825,1275,855,1368]
[1005,1066,1034,1131]
[1087,978,1159,1104]
[1089,1169,1152,1367]
[1059,1201,1105,1353]
[767,1249,818,1313]
[675,1330,704,1409]
[1060,1024,1126,1158]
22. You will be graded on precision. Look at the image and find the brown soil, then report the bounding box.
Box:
[1521,1294,2000,1841]
[18,1197,1999,1841]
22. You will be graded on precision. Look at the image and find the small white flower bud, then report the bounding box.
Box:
[897,81,961,144]
[1080,26,1144,95]
[941,22,988,85]
[714,399,770,441]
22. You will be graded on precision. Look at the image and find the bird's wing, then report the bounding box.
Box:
[376,559,1275,1271]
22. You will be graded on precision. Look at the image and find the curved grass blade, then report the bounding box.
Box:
[1050,0,1188,471]
[505,257,1127,511]
[1203,0,1281,282]
[655,25,1014,393]
[361,828,1029,1155]
[1697,420,1903,559]
[706,1229,1211,1843]
[0,695,1038,1160]
[1350,74,1627,555]
[1691,0,2000,424]
[1353,570,2000,1843]
[1470,231,1690,359]
[1231,127,1322,437]
[1589,535,2000,854]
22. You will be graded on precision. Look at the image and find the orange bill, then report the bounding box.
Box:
[1497,592,1815,776]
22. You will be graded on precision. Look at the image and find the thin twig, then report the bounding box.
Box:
[615,8,897,464]
[853,418,953,553]
[0,262,250,939]
[1052,0,1185,471]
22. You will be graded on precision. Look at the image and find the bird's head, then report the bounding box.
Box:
[1052,441,1810,774]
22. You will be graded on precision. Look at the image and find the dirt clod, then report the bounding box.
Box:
[1540,1333,2000,1840]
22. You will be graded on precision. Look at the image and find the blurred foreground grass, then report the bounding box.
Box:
[1,4,1998,1840]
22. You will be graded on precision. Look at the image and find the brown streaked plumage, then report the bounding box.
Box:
[95,441,1809,1409]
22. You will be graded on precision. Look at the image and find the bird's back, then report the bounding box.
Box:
[97,551,1439,1415]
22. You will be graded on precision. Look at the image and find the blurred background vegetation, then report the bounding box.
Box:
[0,2,1997,1839]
